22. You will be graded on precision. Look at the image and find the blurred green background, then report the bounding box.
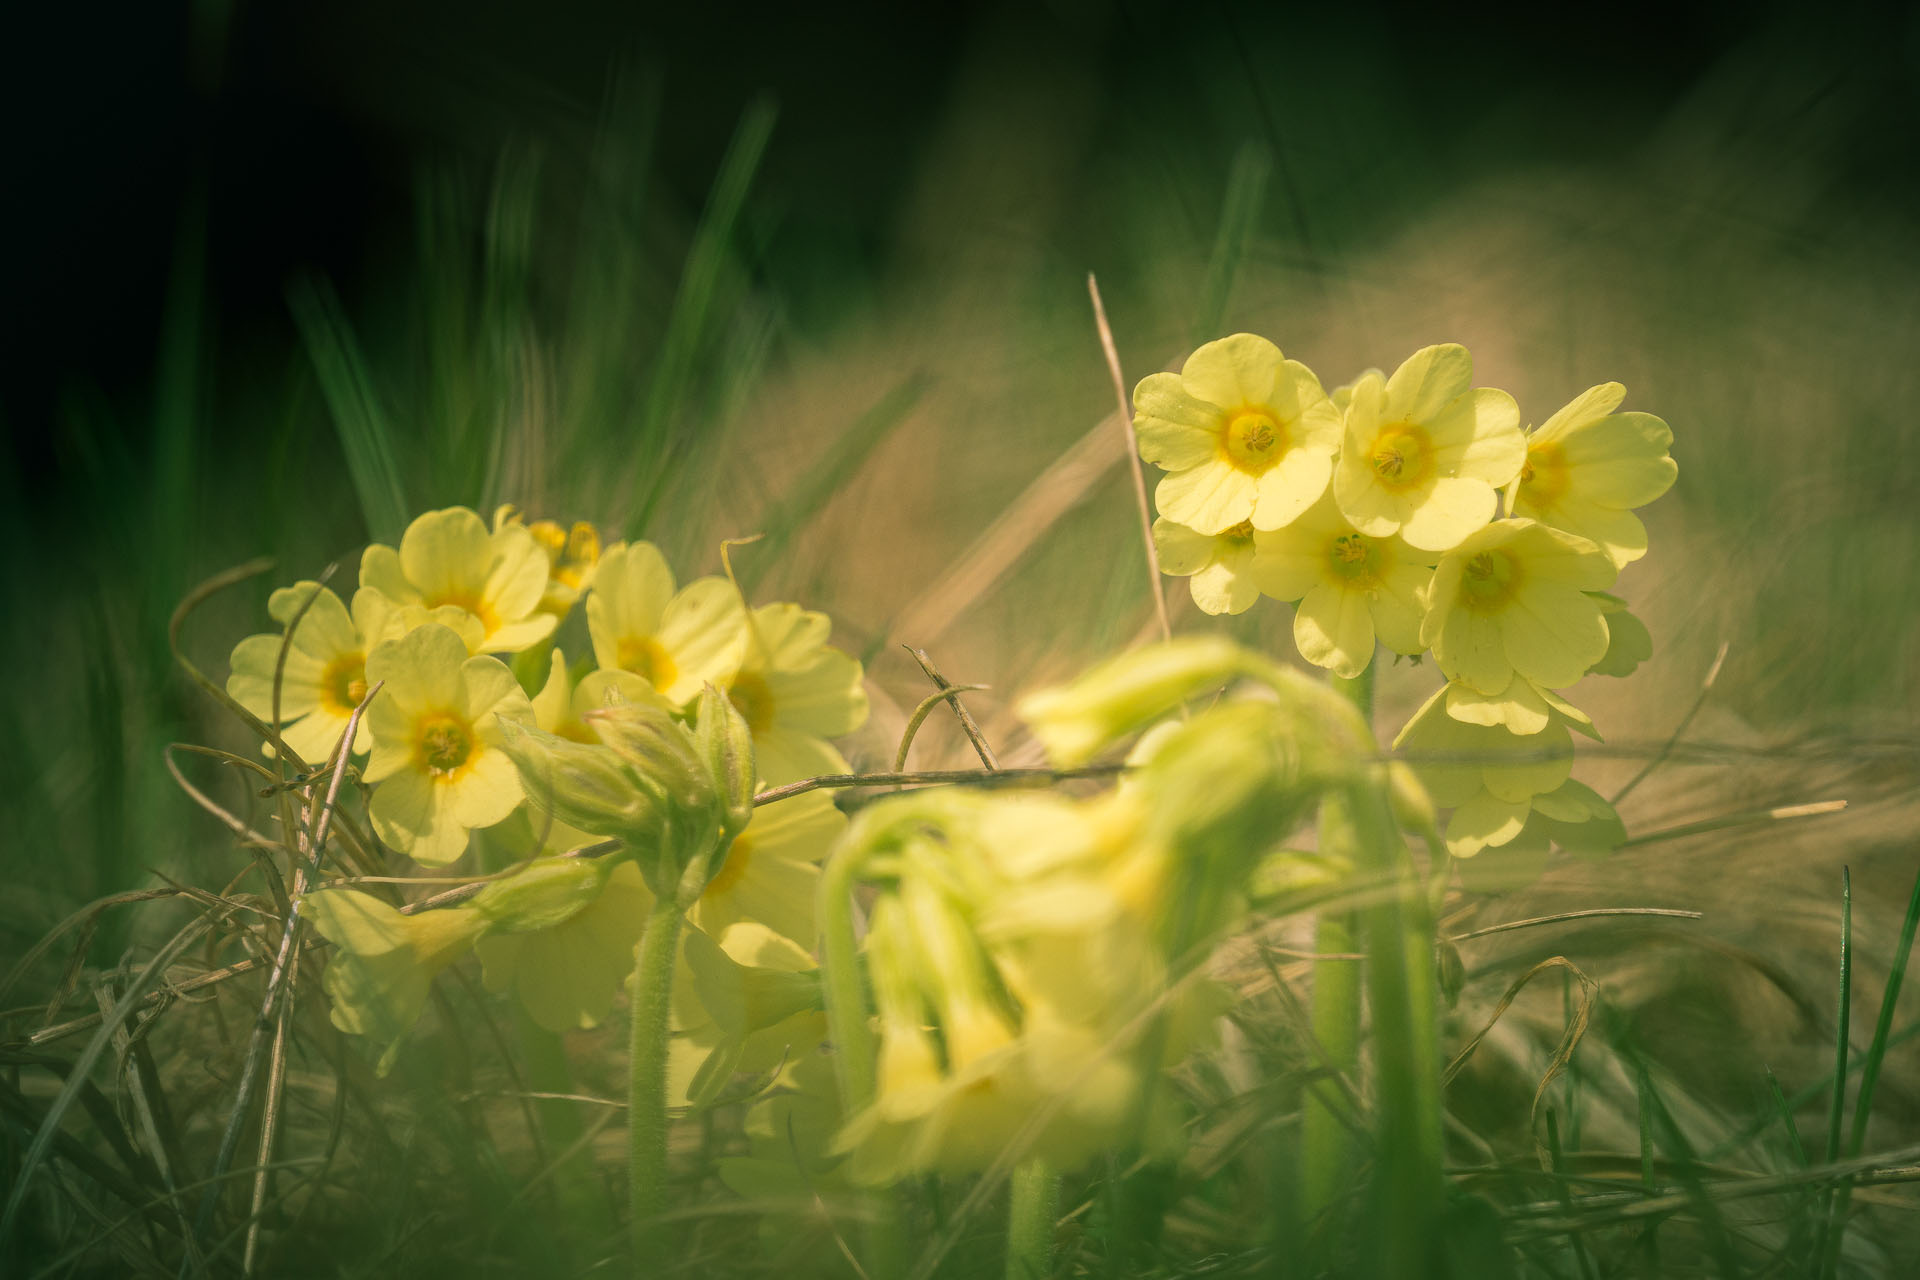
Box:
[4,4,1920,1269]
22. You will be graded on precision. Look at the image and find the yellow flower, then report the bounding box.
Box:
[1589,592,1653,678]
[1393,683,1574,857]
[477,860,652,1032]
[586,541,746,703]
[227,581,393,762]
[669,921,825,1108]
[1133,333,1343,534]
[1421,518,1618,695]
[302,889,489,1074]
[1017,636,1249,767]
[494,505,602,619]
[726,603,868,785]
[1251,493,1435,678]
[1454,779,1625,894]
[358,507,558,654]
[1151,517,1272,615]
[1507,383,1677,568]
[363,623,535,866]
[1333,344,1525,551]
[529,646,668,743]
[692,788,844,949]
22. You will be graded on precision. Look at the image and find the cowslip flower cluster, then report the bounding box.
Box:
[818,640,1372,1183]
[1136,336,1677,874]
[228,505,867,1064]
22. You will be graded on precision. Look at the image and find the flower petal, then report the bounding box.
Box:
[1179,333,1283,409]
[1294,582,1375,678]
[398,508,493,605]
[1502,580,1610,689]
[1399,476,1496,552]
[1151,519,1216,576]
[1132,373,1224,470]
[1383,344,1473,424]
[1154,463,1257,535]
[1251,447,1332,530]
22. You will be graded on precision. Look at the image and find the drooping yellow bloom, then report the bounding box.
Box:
[1393,682,1574,857]
[494,505,603,620]
[1453,778,1626,894]
[726,603,868,785]
[585,541,746,704]
[691,788,844,949]
[669,921,825,1108]
[1151,517,1274,616]
[302,889,489,1074]
[1507,383,1677,568]
[362,623,535,866]
[358,507,558,654]
[227,581,394,763]
[1133,333,1343,534]
[1333,344,1525,552]
[477,859,653,1032]
[1421,518,1618,695]
[1251,494,1435,679]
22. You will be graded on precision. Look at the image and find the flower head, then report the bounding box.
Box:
[358,507,558,654]
[1251,493,1435,678]
[726,603,868,785]
[1133,333,1343,534]
[1421,518,1618,694]
[1333,344,1525,551]
[362,623,535,866]
[1508,384,1677,568]
[586,541,747,704]
[228,581,391,763]
[529,646,668,743]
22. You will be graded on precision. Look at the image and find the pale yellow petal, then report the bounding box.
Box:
[1502,580,1610,689]
[445,747,524,830]
[1435,599,1513,693]
[1151,518,1216,577]
[1399,476,1496,552]
[371,769,466,865]
[1248,528,1321,603]
[755,728,848,787]
[659,578,751,703]
[266,582,357,660]
[1482,721,1573,801]
[1444,676,1550,735]
[365,624,468,717]
[1188,542,1261,615]
[1531,383,1626,445]
[1427,388,1524,485]
[1294,582,1374,678]
[1445,789,1530,858]
[531,648,571,733]
[462,654,531,727]
[1371,561,1430,655]
[1558,411,1676,508]
[1383,343,1473,423]
[358,544,415,604]
[1154,463,1258,535]
[1251,447,1332,530]
[1178,332,1283,409]
[1132,373,1224,470]
[228,634,324,720]
[1332,451,1409,537]
[482,523,551,626]
[398,508,492,604]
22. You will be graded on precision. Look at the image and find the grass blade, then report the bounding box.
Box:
[286,275,411,544]
[1190,141,1269,344]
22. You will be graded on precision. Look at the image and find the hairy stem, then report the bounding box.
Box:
[1006,1158,1059,1280]
[627,891,684,1272]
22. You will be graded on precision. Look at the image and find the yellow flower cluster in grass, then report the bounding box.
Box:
[1136,335,1678,868]
[230,505,866,1061]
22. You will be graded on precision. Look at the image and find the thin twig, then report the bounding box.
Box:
[1450,908,1705,943]
[905,646,998,769]
[1612,640,1728,803]
[753,763,1125,806]
[893,684,990,774]
[1087,273,1171,645]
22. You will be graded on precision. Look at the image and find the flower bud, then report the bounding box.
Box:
[496,718,658,842]
[584,700,710,812]
[1016,636,1249,766]
[470,855,615,934]
[693,683,756,841]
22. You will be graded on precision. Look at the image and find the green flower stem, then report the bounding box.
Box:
[627,890,684,1272]
[1299,665,1374,1232]
[819,846,908,1277]
[1005,1157,1059,1280]
[1346,767,1443,1280]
